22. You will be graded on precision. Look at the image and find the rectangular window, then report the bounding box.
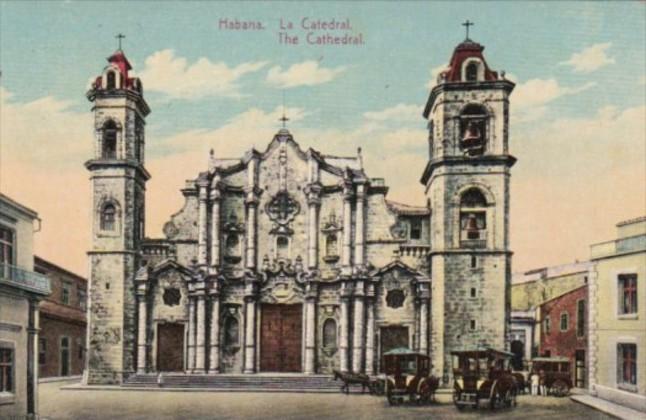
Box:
[0,226,14,278]
[618,274,638,315]
[470,255,477,268]
[617,343,637,387]
[544,316,551,335]
[470,287,477,298]
[469,320,476,330]
[62,283,71,305]
[78,290,87,311]
[560,313,569,331]
[577,300,586,337]
[0,347,13,393]
[410,219,422,240]
[39,338,46,365]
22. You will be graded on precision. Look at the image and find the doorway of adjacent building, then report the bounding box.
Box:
[575,349,586,388]
[60,337,70,376]
[511,340,525,371]
[260,304,302,372]
[157,323,184,372]
[379,326,409,372]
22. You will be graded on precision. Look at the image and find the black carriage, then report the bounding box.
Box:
[531,357,573,397]
[451,347,518,410]
[383,348,439,405]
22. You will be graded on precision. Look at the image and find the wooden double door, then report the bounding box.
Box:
[260,304,302,372]
[157,323,185,372]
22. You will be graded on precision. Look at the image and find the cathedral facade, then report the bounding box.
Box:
[84,38,515,385]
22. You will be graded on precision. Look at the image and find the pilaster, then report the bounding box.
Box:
[352,280,365,373]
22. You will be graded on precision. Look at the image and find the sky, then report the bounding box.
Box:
[0,1,644,277]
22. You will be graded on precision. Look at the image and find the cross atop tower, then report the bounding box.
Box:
[115,33,126,51]
[462,20,474,41]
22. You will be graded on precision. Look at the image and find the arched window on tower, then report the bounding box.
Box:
[101,203,116,231]
[466,62,479,82]
[102,120,118,159]
[459,104,488,157]
[459,188,487,247]
[106,71,116,90]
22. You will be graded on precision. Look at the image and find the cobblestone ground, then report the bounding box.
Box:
[39,381,613,420]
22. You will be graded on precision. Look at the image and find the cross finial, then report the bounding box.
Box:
[462,20,474,40]
[280,90,289,128]
[116,33,126,50]
[279,113,289,129]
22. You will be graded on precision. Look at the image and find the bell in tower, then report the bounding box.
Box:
[461,121,484,156]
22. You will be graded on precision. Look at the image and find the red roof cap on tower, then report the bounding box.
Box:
[107,49,132,79]
[440,40,498,83]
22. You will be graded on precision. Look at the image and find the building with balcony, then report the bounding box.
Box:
[0,193,51,418]
[35,257,87,378]
[589,216,646,412]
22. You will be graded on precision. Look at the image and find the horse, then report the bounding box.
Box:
[332,370,373,394]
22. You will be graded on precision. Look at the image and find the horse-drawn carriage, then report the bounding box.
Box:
[531,357,573,397]
[452,347,518,410]
[383,348,440,405]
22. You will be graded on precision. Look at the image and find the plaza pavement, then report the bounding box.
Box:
[39,380,616,420]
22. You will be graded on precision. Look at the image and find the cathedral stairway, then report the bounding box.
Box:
[123,374,369,393]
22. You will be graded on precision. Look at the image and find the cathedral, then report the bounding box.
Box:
[84,37,515,385]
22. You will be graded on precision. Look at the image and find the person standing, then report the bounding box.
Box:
[530,370,539,396]
[539,369,547,396]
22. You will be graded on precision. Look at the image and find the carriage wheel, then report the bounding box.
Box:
[418,381,432,405]
[552,380,569,398]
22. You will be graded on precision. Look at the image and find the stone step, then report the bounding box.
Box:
[122,374,366,391]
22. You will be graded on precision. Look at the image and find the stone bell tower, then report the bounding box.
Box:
[420,29,515,383]
[85,44,151,384]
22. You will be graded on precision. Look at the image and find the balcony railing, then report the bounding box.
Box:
[0,262,51,295]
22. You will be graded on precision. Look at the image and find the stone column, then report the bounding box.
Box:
[208,284,221,373]
[352,281,365,373]
[187,296,196,372]
[243,295,256,373]
[365,291,375,375]
[355,184,366,266]
[245,158,259,270]
[210,179,221,269]
[419,298,429,356]
[342,183,353,272]
[304,292,317,374]
[197,181,209,266]
[194,294,206,373]
[339,288,351,372]
[136,293,147,373]
[305,185,321,270]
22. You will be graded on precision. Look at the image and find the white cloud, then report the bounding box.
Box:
[266,61,346,89]
[512,78,595,122]
[137,49,267,99]
[363,103,421,123]
[425,63,448,89]
[559,43,615,73]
